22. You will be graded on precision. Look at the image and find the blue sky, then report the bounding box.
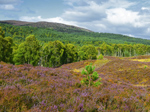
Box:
[0,0,150,39]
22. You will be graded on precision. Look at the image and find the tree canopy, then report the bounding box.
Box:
[0,24,150,67]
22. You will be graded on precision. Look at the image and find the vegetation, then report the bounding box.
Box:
[13,35,41,66]
[1,24,150,67]
[0,27,14,63]
[81,63,102,87]
[98,54,104,60]
[1,22,150,46]
[0,22,150,111]
[0,56,150,111]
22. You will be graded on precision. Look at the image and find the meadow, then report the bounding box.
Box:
[0,55,150,112]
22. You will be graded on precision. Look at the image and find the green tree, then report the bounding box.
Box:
[124,50,130,57]
[13,43,26,65]
[81,63,102,87]
[0,27,5,38]
[100,42,107,56]
[0,27,4,61]
[78,51,86,61]
[42,40,65,67]
[2,37,14,63]
[79,45,98,60]
[0,27,14,63]
[98,54,103,60]
[13,35,41,66]
[64,44,78,63]
[0,36,3,61]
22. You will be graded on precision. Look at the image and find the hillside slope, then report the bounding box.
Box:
[0,20,92,33]
[1,20,150,45]
[0,20,33,26]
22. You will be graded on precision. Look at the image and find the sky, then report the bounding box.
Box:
[0,0,150,39]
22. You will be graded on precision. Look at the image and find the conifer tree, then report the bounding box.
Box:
[81,63,102,87]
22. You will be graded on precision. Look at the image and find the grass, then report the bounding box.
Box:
[131,58,150,62]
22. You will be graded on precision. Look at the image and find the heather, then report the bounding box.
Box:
[0,56,150,112]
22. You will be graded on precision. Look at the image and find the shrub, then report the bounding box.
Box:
[98,54,103,60]
[81,63,102,87]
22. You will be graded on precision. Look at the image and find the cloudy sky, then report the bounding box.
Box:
[0,0,150,39]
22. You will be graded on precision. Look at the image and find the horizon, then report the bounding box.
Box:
[0,0,150,39]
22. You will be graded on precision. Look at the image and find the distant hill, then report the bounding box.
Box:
[0,20,92,33]
[0,20,33,26]
[1,20,150,45]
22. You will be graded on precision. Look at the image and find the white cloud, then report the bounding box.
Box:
[0,0,21,10]
[0,4,15,10]
[123,34,135,37]
[19,16,42,22]
[64,0,135,8]
[19,16,78,26]
[0,0,21,4]
[106,8,140,27]
[95,23,106,29]
[62,1,106,22]
[62,0,137,23]
[141,7,150,10]
[19,0,150,39]
[147,28,150,34]
[64,0,89,6]
[62,0,150,39]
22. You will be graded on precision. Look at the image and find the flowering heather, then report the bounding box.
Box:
[0,55,150,111]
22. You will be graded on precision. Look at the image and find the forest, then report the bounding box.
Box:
[0,22,150,111]
[1,23,150,67]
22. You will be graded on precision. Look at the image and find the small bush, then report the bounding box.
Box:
[98,54,103,60]
[81,63,102,87]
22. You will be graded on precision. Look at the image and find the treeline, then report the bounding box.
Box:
[1,23,150,46]
[13,35,98,67]
[97,42,150,57]
[1,26,150,67]
[0,27,14,63]
[0,27,98,67]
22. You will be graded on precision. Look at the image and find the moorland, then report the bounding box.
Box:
[0,56,150,111]
[0,20,150,111]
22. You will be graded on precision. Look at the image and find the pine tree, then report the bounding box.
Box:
[81,63,102,87]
